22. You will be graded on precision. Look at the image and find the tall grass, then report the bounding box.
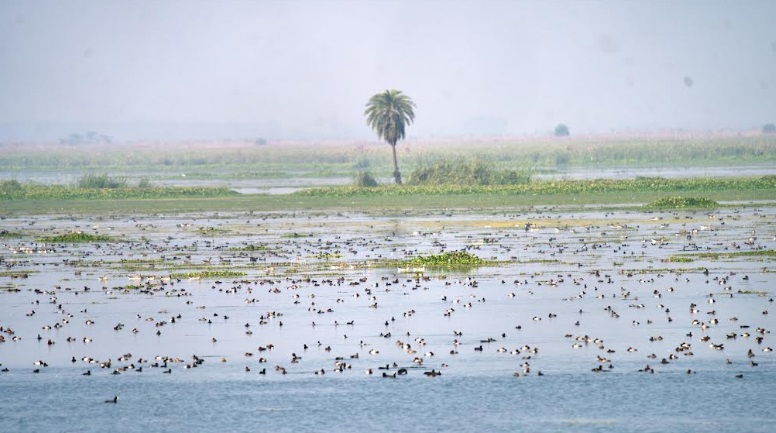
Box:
[77,173,128,189]
[354,171,379,187]
[407,156,531,186]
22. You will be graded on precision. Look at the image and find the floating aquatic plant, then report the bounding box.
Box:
[170,270,247,279]
[36,232,116,243]
[228,244,269,251]
[690,250,776,259]
[644,197,718,209]
[393,251,491,268]
[0,230,23,238]
[663,256,695,263]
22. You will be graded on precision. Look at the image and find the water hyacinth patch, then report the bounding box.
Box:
[391,251,492,269]
[36,232,116,243]
[644,196,718,209]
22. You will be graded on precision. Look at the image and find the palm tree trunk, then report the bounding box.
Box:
[391,143,402,184]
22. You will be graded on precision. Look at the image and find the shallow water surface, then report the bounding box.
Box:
[1,207,774,432]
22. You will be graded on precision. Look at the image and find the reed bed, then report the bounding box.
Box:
[2,135,774,180]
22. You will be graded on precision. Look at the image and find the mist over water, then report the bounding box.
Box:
[1,0,775,142]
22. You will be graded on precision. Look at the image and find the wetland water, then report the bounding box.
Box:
[1,206,775,432]
[4,164,774,195]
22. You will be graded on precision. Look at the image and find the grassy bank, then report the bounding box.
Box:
[1,184,774,216]
[0,180,237,200]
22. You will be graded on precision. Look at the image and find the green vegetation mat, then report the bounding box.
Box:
[385,251,494,269]
[296,176,776,198]
[36,233,117,243]
[644,197,719,209]
[1,181,237,200]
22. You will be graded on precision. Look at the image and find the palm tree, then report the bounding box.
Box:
[364,89,416,184]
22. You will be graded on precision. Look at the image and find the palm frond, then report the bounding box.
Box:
[364,89,415,146]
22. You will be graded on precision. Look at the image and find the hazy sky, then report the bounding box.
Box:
[1,0,775,141]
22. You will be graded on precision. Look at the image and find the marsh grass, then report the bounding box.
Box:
[407,156,531,186]
[2,136,774,181]
[354,171,379,187]
[4,188,773,217]
[0,180,23,194]
[77,173,129,189]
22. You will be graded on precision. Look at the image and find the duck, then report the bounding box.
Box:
[104,396,118,403]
